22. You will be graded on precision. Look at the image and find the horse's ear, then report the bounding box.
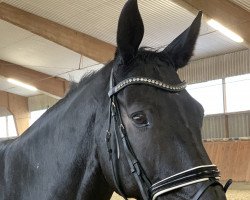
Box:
[163,11,202,70]
[116,0,144,64]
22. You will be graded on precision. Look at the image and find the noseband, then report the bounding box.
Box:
[106,70,232,199]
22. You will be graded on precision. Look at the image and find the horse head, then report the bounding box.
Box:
[98,0,228,199]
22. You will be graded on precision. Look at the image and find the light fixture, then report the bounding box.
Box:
[207,19,244,43]
[7,78,38,91]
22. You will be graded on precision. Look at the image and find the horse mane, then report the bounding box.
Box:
[28,61,114,128]
[137,47,173,64]
[66,70,98,98]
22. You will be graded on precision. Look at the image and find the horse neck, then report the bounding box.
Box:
[2,66,113,200]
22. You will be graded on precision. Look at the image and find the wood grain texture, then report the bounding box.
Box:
[0,60,69,98]
[0,91,29,134]
[204,140,250,181]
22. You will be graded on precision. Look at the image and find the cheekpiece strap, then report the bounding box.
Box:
[108,77,187,97]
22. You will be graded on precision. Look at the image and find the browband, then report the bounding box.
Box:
[108,77,187,97]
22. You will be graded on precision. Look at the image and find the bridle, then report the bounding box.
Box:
[106,69,232,199]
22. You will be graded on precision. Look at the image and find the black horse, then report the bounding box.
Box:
[0,0,230,199]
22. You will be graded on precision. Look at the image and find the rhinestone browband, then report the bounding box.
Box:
[108,77,187,97]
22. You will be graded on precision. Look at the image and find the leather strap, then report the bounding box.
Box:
[150,165,221,200]
[106,99,128,199]
[108,76,186,97]
[223,179,232,192]
[150,165,220,191]
[192,179,222,200]
[112,96,151,199]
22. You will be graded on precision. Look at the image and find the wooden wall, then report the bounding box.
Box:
[204,140,250,182]
[0,91,29,135]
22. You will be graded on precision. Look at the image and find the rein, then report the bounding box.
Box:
[106,70,232,199]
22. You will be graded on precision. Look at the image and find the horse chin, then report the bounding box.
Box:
[156,185,227,200]
[199,185,227,200]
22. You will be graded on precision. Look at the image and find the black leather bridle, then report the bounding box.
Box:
[106,70,232,199]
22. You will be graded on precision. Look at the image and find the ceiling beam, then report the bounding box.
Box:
[0,60,69,98]
[0,3,116,63]
[174,0,250,46]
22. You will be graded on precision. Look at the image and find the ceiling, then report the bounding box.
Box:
[0,0,249,97]
[229,0,250,11]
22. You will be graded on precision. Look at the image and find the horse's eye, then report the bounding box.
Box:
[131,112,149,127]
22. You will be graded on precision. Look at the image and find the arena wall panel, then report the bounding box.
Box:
[204,140,250,181]
[179,49,250,84]
[202,115,226,139]
[228,112,250,138]
[202,112,250,139]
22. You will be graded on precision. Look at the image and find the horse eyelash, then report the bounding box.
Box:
[137,125,149,132]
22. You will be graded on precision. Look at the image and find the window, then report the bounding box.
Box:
[0,115,17,138]
[29,109,47,126]
[186,79,224,115]
[0,117,7,138]
[225,74,250,113]
[0,109,47,138]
